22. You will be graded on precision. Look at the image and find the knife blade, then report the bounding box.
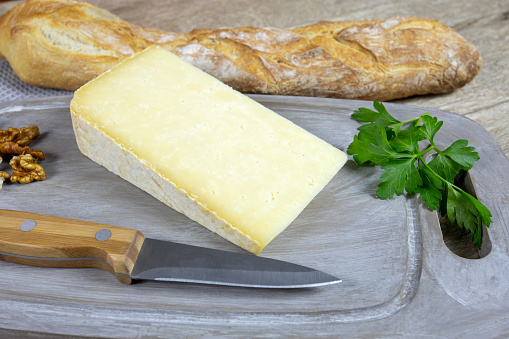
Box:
[0,210,340,288]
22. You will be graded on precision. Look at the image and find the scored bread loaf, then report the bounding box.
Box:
[0,0,482,101]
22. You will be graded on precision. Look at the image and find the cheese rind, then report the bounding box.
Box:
[70,46,347,253]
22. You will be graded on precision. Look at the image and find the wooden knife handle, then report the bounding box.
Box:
[0,210,145,284]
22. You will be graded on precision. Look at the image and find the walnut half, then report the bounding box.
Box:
[0,141,45,160]
[9,154,46,184]
[0,125,40,146]
[0,125,45,160]
[0,170,9,190]
[0,157,8,190]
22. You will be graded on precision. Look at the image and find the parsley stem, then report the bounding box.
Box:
[400,112,430,126]
[418,145,435,156]
[418,155,463,192]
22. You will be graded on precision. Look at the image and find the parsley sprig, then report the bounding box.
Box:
[347,101,492,248]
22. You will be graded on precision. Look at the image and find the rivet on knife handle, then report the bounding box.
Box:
[0,209,144,284]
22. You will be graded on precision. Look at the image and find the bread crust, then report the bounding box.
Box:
[0,0,482,100]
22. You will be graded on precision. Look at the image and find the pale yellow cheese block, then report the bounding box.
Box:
[70,46,347,254]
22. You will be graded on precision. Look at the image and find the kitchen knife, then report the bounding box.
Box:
[0,210,341,288]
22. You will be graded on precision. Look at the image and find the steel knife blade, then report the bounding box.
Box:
[0,210,341,288]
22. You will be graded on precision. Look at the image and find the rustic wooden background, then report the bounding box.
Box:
[1,0,507,161]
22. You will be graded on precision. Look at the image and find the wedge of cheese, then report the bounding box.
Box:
[70,46,347,254]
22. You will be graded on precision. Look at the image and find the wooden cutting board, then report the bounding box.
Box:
[0,95,508,337]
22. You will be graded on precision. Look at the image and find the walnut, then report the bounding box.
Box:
[0,125,40,146]
[0,157,9,190]
[0,170,8,190]
[0,125,45,160]
[0,126,46,187]
[9,154,46,184]
[0,141,46,160]
[0,171,9,190]
[0,171,9,180]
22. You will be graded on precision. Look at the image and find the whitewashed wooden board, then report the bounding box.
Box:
[0,95,508,338]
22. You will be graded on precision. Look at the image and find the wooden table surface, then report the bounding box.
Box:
[1,0,508,160]
[1,1,508,338]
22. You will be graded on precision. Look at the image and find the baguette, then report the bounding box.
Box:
[0,0,482,101]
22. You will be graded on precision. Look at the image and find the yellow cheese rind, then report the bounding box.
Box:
[70,45,347,253]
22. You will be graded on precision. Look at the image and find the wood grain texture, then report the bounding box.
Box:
[0,209,145,284]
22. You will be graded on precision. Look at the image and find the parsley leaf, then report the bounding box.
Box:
[427,153,464,183]
[347,124,402,166]
[352,103,403,137]
[419,114,443,142]
[351,104,399,127]
[347,101,492,249]
[441,139,480,170]
[388,122,423,154]
[443,185,487,248]
[418,167,443,210]
[377,158,422,199]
